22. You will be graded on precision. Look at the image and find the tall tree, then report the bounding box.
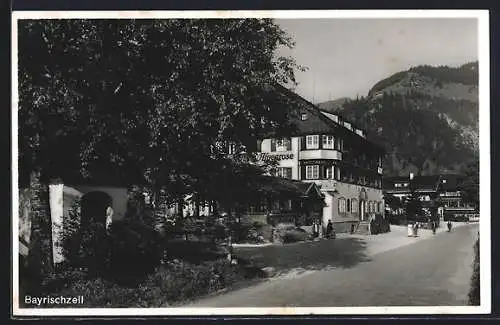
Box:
[18,19,303,268]
[460,159,479,210]
[19,18,302,197]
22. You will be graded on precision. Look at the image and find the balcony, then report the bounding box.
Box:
[299,149,342,161]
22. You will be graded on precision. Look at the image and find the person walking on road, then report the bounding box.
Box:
[431,221,436,235]
[447,221,452,232]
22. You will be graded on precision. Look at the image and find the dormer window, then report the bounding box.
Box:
[271,138,291,152]
[301,113,308,121]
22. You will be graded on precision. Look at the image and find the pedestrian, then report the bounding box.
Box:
[447,221,452,232]
[326,220,333,239]
[431,221,436,235]
[350,223,355,234]
[312,220,319,238]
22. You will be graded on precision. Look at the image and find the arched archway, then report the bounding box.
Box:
[80,191,113,228]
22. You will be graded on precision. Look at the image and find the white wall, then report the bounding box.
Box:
[322,182,385,224]
[70,185,128,221]
[260,137,301,180]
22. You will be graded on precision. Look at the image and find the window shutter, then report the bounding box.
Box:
[300,165,306,180]
[301,136,306,150]
[286,138,292,151]
[270,139,276,152]
[319,135,324,149]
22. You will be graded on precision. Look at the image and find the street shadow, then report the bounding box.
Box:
[233,237,371,276]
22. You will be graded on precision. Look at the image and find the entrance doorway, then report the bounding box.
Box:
[359,200,366,221]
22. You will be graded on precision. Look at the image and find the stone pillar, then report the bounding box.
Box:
[49,183,64,265]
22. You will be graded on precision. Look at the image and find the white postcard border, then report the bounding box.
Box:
[11,9,491,316]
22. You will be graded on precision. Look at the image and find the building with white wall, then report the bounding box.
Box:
[254,87,385,233]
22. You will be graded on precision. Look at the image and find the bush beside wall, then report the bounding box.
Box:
[280,229,310,244]
[468,237,480,305]
[370,214,390,235]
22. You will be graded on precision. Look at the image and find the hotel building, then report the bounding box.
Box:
[255,88,385,232]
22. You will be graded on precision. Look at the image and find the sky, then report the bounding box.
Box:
[276,18,478,104]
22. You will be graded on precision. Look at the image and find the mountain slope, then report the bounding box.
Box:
[317,97,351,111]
[319,62,479,177]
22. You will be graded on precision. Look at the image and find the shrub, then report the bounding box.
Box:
[230,222,265,244]
[370,214,391,235]
[60,202,162,285]
[281,230,309,243]
[107,219,163,285]
[468,237,480,305]
[43,259,249,307]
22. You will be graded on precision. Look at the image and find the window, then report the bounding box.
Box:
[338,198,346,213]
[301,113,308,121]
[306,165,319,179]
[322,135,334,149]
[306,135,319,149]
[325,166,334,179]
[276,138,291,152]
[351,199,358,213]
[276,167,292,179]
[347,199,351,212]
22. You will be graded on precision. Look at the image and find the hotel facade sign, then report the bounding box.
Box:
[256,152,294,162]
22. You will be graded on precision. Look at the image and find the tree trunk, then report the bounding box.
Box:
[27,169,53,291]
[153,188,167,235]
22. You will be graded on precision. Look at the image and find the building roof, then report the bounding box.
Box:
[276,84,385,154]
[249,175,324,199]
[383,174,465,193]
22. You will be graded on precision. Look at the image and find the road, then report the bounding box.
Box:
[185,223,479,307]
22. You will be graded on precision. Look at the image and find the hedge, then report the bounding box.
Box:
[468,237,480,305]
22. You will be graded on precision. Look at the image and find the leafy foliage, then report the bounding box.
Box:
[25,171,53,294]
[369,62,478,95]
[383,193,403,212]
[460,159,479,210]
[468,237,480,305]
[281,229,310,243]
[409,62,478,86]
[324,92,477,177]
[18,19,303,202]
[321,62,479,177]
[369,214,390,234]
[404,190,425,223]
[35,260,253,308]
